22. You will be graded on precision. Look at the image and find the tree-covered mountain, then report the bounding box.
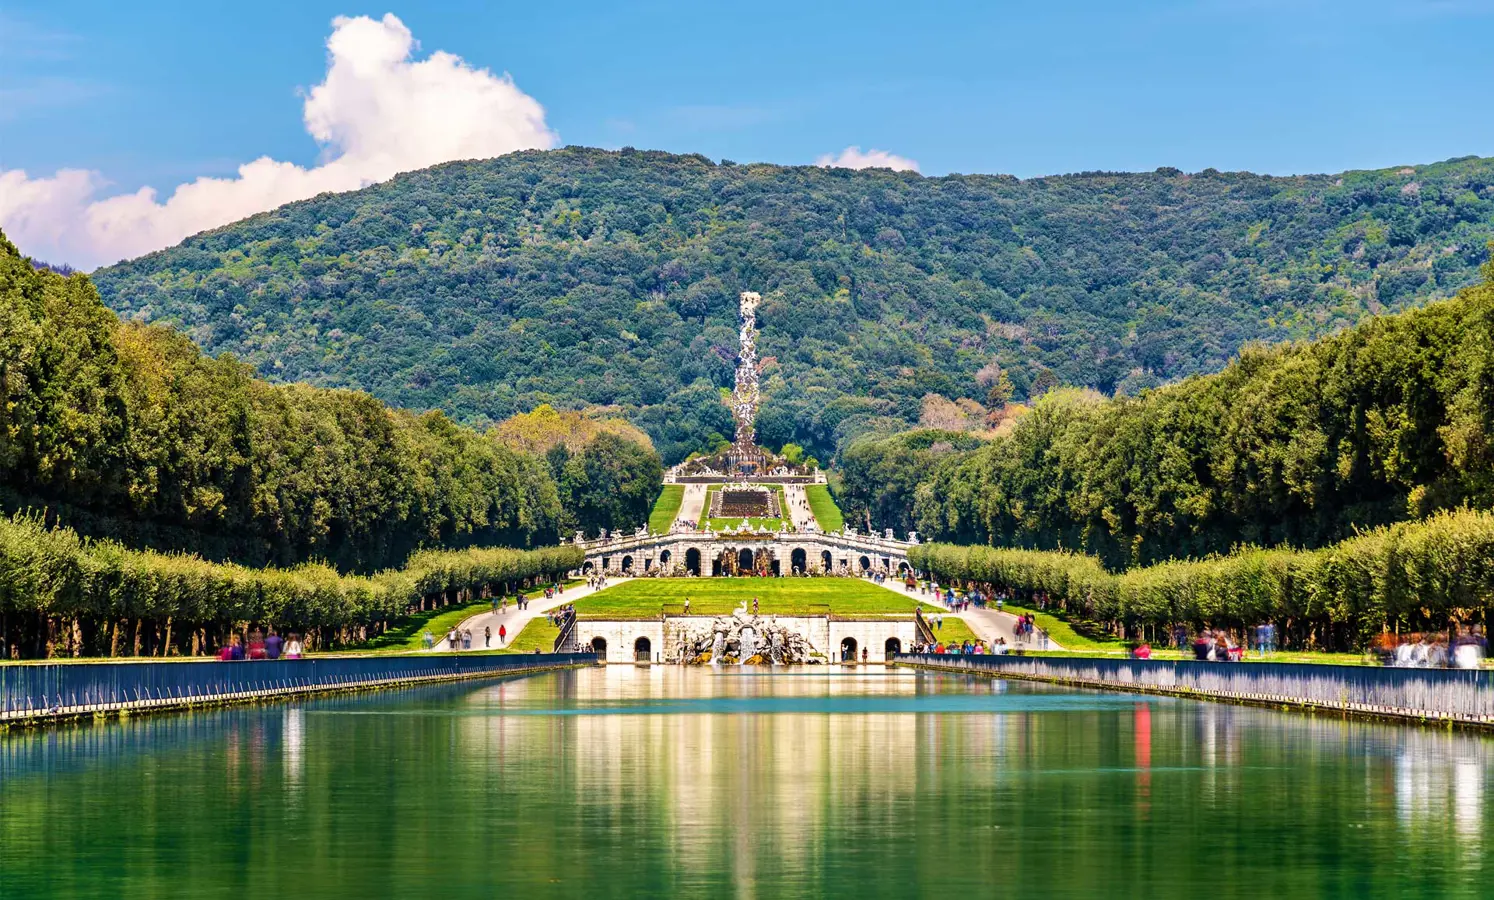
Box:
[93,147,1494,464]
[877,262,1494,569]
[0,231,658,571]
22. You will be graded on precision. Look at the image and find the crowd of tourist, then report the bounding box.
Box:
[912,638,1013,655]
[216,627,305,661]
[1372,628,1488,669]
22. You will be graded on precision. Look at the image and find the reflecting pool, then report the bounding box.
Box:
[2,667,1491,897]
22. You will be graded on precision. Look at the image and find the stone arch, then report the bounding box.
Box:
[791,548,807,574]
[885,637,902,658]
[821,550,833,572]
[621,555,634,572]
[859,555,871,572]
[634,636,652,661]
[660,549,672,568]
[840,637,858,662]
[685,547,701,576]
[738,548,754,571]
[582,561,595,573]
[591,636,608,655]
[897,561,910,574]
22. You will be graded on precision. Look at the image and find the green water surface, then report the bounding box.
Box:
[1,667,1490,897]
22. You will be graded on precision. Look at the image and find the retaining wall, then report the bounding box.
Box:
[896,653,1494,727]
[0,653,594,727]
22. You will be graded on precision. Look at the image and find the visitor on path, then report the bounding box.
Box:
[264,628,283,660]
[935,613,943,631]
[753,596,760,614]
[499,623,508,646]
[218,635,245,661]
[484,626,492,648]
[285,633,305,659]
[861,647,868,663]
[448,629,460,650]
[683,598,691,614]
[491,595,499,614]
[246,628,267,660]
[462,629,472,650]
[422,630,434,650]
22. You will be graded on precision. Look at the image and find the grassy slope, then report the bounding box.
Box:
[648,484,685,532]
[928,617,979,646]
[497,616,561,654]
[993,602,1129,652]
[574,578,941,618]
[805,485,844,532]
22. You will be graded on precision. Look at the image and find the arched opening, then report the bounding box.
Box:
[840,637,858,662]
[770,559,781,576]
[582,561,594,574]
[660,549,672,569]
[821,551,833,572]
[791,548,807,574]
[591,637,608,656]
[738,548,754,572]
[859,555,871,572]
[711,557,722,577]
[897,562,909,574]
[685,548,701,576]
[621,555,634,572]
[885,637,902,659]
[634,636,652,662]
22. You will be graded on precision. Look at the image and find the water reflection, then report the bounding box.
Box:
[0,668,1492,898]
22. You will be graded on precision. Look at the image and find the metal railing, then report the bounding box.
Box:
[914,609,935,645]
[895,653,1494,725]
[1,653,596,723]
[552,608,577,653]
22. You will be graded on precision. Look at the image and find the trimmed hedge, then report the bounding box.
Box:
[0,514,582,658]
[910,508,1494,650]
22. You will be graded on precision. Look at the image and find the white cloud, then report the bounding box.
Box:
[0,14,557,270]
[815,146,920,173]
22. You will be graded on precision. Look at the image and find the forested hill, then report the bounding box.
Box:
[0,231,660,572]
[93,147,1494,463]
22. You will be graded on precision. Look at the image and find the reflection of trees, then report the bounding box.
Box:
[2,673,1494,894]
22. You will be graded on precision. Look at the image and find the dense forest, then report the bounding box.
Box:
[93,147,1494,465]
[0,231,659,573]
[881,261,1494,569]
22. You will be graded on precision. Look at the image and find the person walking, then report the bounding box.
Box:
[264,628,284,660]
[484,626,492,648]
[683,597,691,615]
[285,633,305,659]
[499,623,508,646]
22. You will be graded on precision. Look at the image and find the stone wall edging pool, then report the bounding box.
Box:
[895,653,1494,730]
[0,653,597,730]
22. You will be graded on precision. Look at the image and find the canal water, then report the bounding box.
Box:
[1,666,1491,897]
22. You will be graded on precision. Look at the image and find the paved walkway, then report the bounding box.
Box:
[782,484,818,531]
[429,578,635,652]
[676,483,707,529]
[867,577,1064,650]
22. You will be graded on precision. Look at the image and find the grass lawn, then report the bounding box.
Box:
[701,484,789,531]
[993,602,1129,652]
[927,616,979,646]
[495,616,561,654]
[575,578,942,619]
[648,485,685,532]
[804,484,844,532]
[349,579,583,652]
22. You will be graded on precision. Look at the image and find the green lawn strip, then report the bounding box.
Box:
[701,484,789,531]
[993,602,1129,652]
[573,578,936,619]
[490,616,562,654]
[925,617,980,646]
[804,484,844,532]
[350,578,584,652]
[648,485,685,532]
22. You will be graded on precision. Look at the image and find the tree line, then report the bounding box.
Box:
[1,231,660,573]
[870,259,1494,569]
[911,507,1494,652]
[0,512,581,659]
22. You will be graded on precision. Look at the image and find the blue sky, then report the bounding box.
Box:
[4,0,1494,266]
